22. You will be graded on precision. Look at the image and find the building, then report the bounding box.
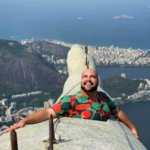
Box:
[27,110,35,116]
[5,116,12,122]
[14,116,21,123]
[27,91,42,96]
[60,59,66,64]
[56,60,61,64]
[110,45,114,51]
[48,99,54,106]
[10,102,17,110]
[21,39,29,45]
[31,37,34,42]
[34,107,44,112]
[0,116,5,122]
[1,99,8,106]
[11,93,27,99]
[63,71,68,75]
[5,108,13,116]
[51,55,55,62]
[58,70,63,74]
[44,102,51,109]
[121,73,126,78]
[139,83,144,89]
[42,55,51,61]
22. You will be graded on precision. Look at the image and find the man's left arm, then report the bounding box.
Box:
[101,92,140,139]
[114,110,140,140]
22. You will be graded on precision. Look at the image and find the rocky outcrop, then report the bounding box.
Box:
[31,41,70,58]
[0,118,146,150]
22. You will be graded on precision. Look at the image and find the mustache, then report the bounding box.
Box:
[83,81,94,85]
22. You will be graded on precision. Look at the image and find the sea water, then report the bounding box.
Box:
[0,0,150,50]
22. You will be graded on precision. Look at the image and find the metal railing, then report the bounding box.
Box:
[9,115,55,150]
[48,115,55,150]
[10,129,18,150]
[85,44,89,68]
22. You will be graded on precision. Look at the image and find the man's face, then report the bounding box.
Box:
[81,69,99,92]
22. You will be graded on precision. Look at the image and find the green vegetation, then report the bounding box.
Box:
[0,80,63,110]
[0,40,29,58]
[102,76,147,98]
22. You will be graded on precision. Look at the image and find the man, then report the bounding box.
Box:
[4,69,139,139]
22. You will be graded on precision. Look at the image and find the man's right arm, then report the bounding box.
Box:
[4,108,57,133]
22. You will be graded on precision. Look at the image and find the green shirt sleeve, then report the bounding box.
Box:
[101,92,120,115]
[51,96,71,117]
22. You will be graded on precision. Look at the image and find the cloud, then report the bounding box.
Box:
[113,15,134,19]
[78,17,83,20]
[148,5,150,8]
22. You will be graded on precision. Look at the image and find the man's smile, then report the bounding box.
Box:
[84,81,94,86]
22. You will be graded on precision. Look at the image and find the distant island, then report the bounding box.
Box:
[113,15,134,19]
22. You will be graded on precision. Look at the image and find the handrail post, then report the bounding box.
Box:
[10,129,18,150]
[49,114,54,150]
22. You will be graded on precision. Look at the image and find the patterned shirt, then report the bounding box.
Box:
[51,90,120,121]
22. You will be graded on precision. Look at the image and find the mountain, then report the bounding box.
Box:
[0,39,66,87]
[102,76,147,98]
[30,41,70,59]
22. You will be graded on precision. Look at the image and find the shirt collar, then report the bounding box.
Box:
[81,90,99,102]
[81,90,89,98]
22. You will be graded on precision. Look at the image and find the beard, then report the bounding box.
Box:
[81,82,98,92]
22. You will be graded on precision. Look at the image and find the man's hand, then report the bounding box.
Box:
[4,121,25,133]
[131,128,140,140]
[3,108,57,133]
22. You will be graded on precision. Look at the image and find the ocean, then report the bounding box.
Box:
[97,66,150,80]
[0,0,150,50]
[119,101,150,150]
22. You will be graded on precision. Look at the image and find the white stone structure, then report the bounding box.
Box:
[56,44,104,103]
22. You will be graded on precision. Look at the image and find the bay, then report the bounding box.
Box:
[119,101,150,150]
[97,66,150,80]
[0,0,150,50]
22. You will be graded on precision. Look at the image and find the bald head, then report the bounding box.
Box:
[81,69,98,79]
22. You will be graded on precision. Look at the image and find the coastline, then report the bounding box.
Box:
[96,65,150,67]
[117,98,150,106]
[51,39,149,51]
[11,37,149,51]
